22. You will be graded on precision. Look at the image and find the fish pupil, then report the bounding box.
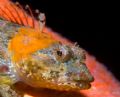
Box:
[57,51,62,56]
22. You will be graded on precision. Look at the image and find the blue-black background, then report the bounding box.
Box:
[12,0,120,81]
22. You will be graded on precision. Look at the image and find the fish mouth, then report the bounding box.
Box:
[74,80,92,89]
[54,75,94,90]
[52,80,93,91]
[74,75,94,89]
[68,74,94,89]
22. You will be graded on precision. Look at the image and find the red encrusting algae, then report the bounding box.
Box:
[0,0,120,97]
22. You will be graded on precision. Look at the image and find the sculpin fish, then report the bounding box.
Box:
[0,1,94,97]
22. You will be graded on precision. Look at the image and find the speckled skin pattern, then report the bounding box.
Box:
[0,2,94,94]
[0,0,120,97]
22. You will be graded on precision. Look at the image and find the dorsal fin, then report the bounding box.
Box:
[0,1,43,31]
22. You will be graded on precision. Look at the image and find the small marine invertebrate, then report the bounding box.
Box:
[0,1,94,96]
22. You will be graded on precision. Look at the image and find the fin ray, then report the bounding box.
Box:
[0,1,39,29]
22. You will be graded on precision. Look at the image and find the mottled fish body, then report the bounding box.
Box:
[0,2,94,96]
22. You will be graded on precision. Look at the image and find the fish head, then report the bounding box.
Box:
[8,28,94,91]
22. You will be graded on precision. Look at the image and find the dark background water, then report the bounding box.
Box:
[12,0,120,81]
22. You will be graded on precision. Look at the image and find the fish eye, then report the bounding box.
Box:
[53,46,73,62]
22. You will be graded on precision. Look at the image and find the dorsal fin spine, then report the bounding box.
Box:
[5,5,17,23]
[25,5,35,28]
[0,6,12,21]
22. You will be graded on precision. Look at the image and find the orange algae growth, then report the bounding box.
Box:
[8,27,58,62]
